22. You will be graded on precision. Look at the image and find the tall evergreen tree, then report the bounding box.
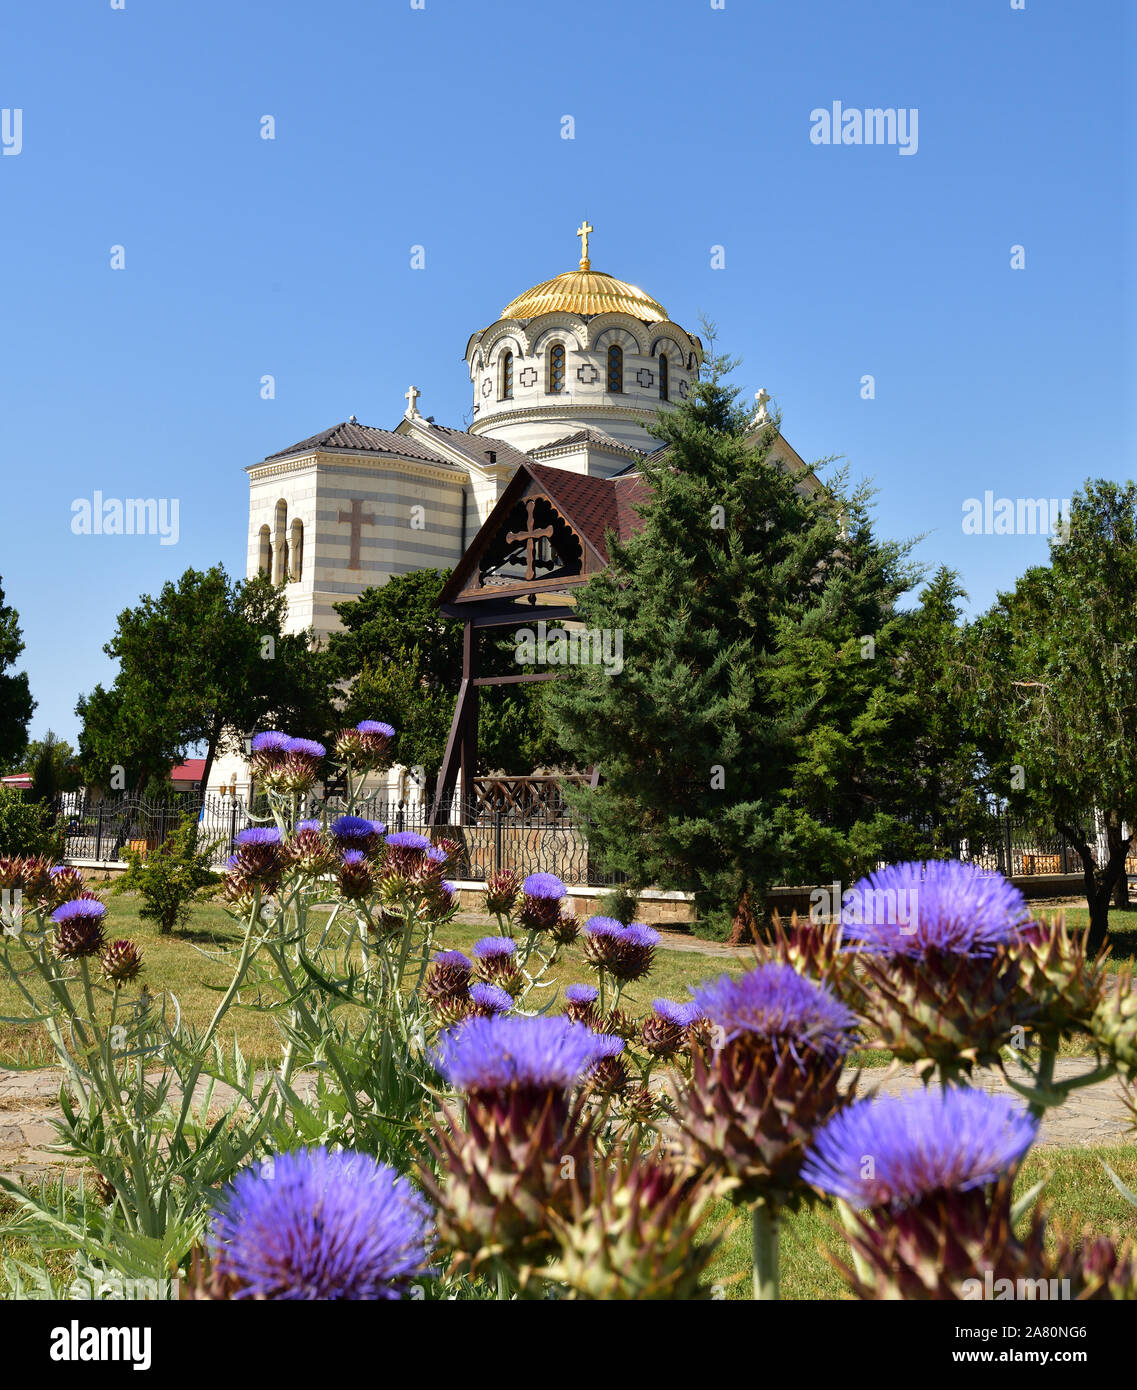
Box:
[0,578,35,770]
[544,349,920,939]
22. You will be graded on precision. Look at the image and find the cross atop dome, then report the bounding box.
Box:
[576,218,593,271]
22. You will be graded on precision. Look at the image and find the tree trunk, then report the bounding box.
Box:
[1060,819,1132,956]
[197,716,225,806]
[729,887,763,946]
[1107,816,1132,910]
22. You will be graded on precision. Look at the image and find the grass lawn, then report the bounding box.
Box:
[0,893,747,1069]
[704,1143,1137,1299]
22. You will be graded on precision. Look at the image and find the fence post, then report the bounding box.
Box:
[1004,818,1015,878]
[1059,832,1068,875]
[95,806,103,862]
[494,809,503,877]
[229,797,238,851]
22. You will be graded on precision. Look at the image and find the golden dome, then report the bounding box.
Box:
[501,268,669,323]
[499,222,668,323]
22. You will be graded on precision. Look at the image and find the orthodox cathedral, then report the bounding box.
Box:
[244,224,805,643]
[208,227,809,799]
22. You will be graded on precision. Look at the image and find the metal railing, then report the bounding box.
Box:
[56,791,625,887]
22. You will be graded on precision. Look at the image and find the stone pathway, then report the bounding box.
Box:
[0,1056,1131,1183]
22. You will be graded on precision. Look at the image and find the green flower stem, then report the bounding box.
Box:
[751,1203,780,1301]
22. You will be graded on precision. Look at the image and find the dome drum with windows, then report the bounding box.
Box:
[464,222,703,454]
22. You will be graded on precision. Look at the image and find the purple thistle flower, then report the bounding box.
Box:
[802,1089,1039,1211]
[522,873,566,900]
[433,949,472,971]
[209,1148,431,1300]
[235,827,283,847]
[652,999,701,1027]
[386,831,432,851]
[432,1015,612,1093]
[584,915,624,937]
[424,845,448,865]
[582,918,661,983]
[286,738,326,759]
[331,816,385,840]
[565,983,599,1005]
[250,731,292,754]
[468,982,513,1015]
[589,1032,625,1060]
[51,898,107,924]
[843,860,1028,959]
[341,849,366,866]
[357,721,395,738]
[295,819,322,833]
[473,935,517,960]
[691,963,858,1059]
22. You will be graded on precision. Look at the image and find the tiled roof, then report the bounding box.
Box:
[170,759,206,781]
[529,428,644,458]
[263,421,456,467]
[526,462,651,561]
[415,422,531,472]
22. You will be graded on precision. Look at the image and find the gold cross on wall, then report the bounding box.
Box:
[576,219,593,270]
[506,497,555,582]
[338,497,377,570]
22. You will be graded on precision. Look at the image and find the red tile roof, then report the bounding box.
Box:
[170,759,206,782]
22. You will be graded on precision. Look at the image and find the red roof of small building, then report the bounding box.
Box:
[0,774,32,788]
[170,759,206,782]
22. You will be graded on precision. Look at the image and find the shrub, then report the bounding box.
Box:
[114,815,220,934]
[595,886,640,925]
[0,783,62,856]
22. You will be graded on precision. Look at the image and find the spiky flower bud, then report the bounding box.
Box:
[678,964,859,1209]
[518,873,566,932]
[484,868,522,917]
[230,827,285,889]
[541,1145,730,1300]
[1009,915,1106,1044]
[51,898,107,959]
[1091,967,1137,1081]
[337,850,376,901]
[758,912,856,998]
[422,1016,609,1281]
[472,936,523,995]
[846,861,1032,1083]
[583,1033,628,1098]
[101,938,143,985]
[641,999,698,1057]
[468,982,512,1017]
[563,983,599,1027]
[330,816,386,857]
[383,831,432,878]
[44,864,87,910]
[550,910,580,946]
[333,720,395,772]
[285,823,338,876]
[803,1089,1042,1300]
[425,949,473,1003]
[582,918,660,983]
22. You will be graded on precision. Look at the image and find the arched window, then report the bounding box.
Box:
[289,518,304,582]
[548,342,566,393]
[658,352,669,401]
[607,344,623,393]
[258,524,271,576]
[272,500,288,584]
[501,350,514,400]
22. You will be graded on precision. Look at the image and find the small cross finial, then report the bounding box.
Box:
[576,219,594,270]
[404,384,421,417]
[754,388,770,422]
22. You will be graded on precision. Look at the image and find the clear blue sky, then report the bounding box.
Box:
[0,0,1131,748]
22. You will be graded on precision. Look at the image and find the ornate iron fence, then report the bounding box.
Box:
[56,791,626,887]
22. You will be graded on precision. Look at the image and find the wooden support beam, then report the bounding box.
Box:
[459,623,479,827]
[431,676,469,827]
[472,671,569,687]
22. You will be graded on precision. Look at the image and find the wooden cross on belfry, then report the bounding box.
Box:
[338,498,376,570]
[506,497,555,581]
